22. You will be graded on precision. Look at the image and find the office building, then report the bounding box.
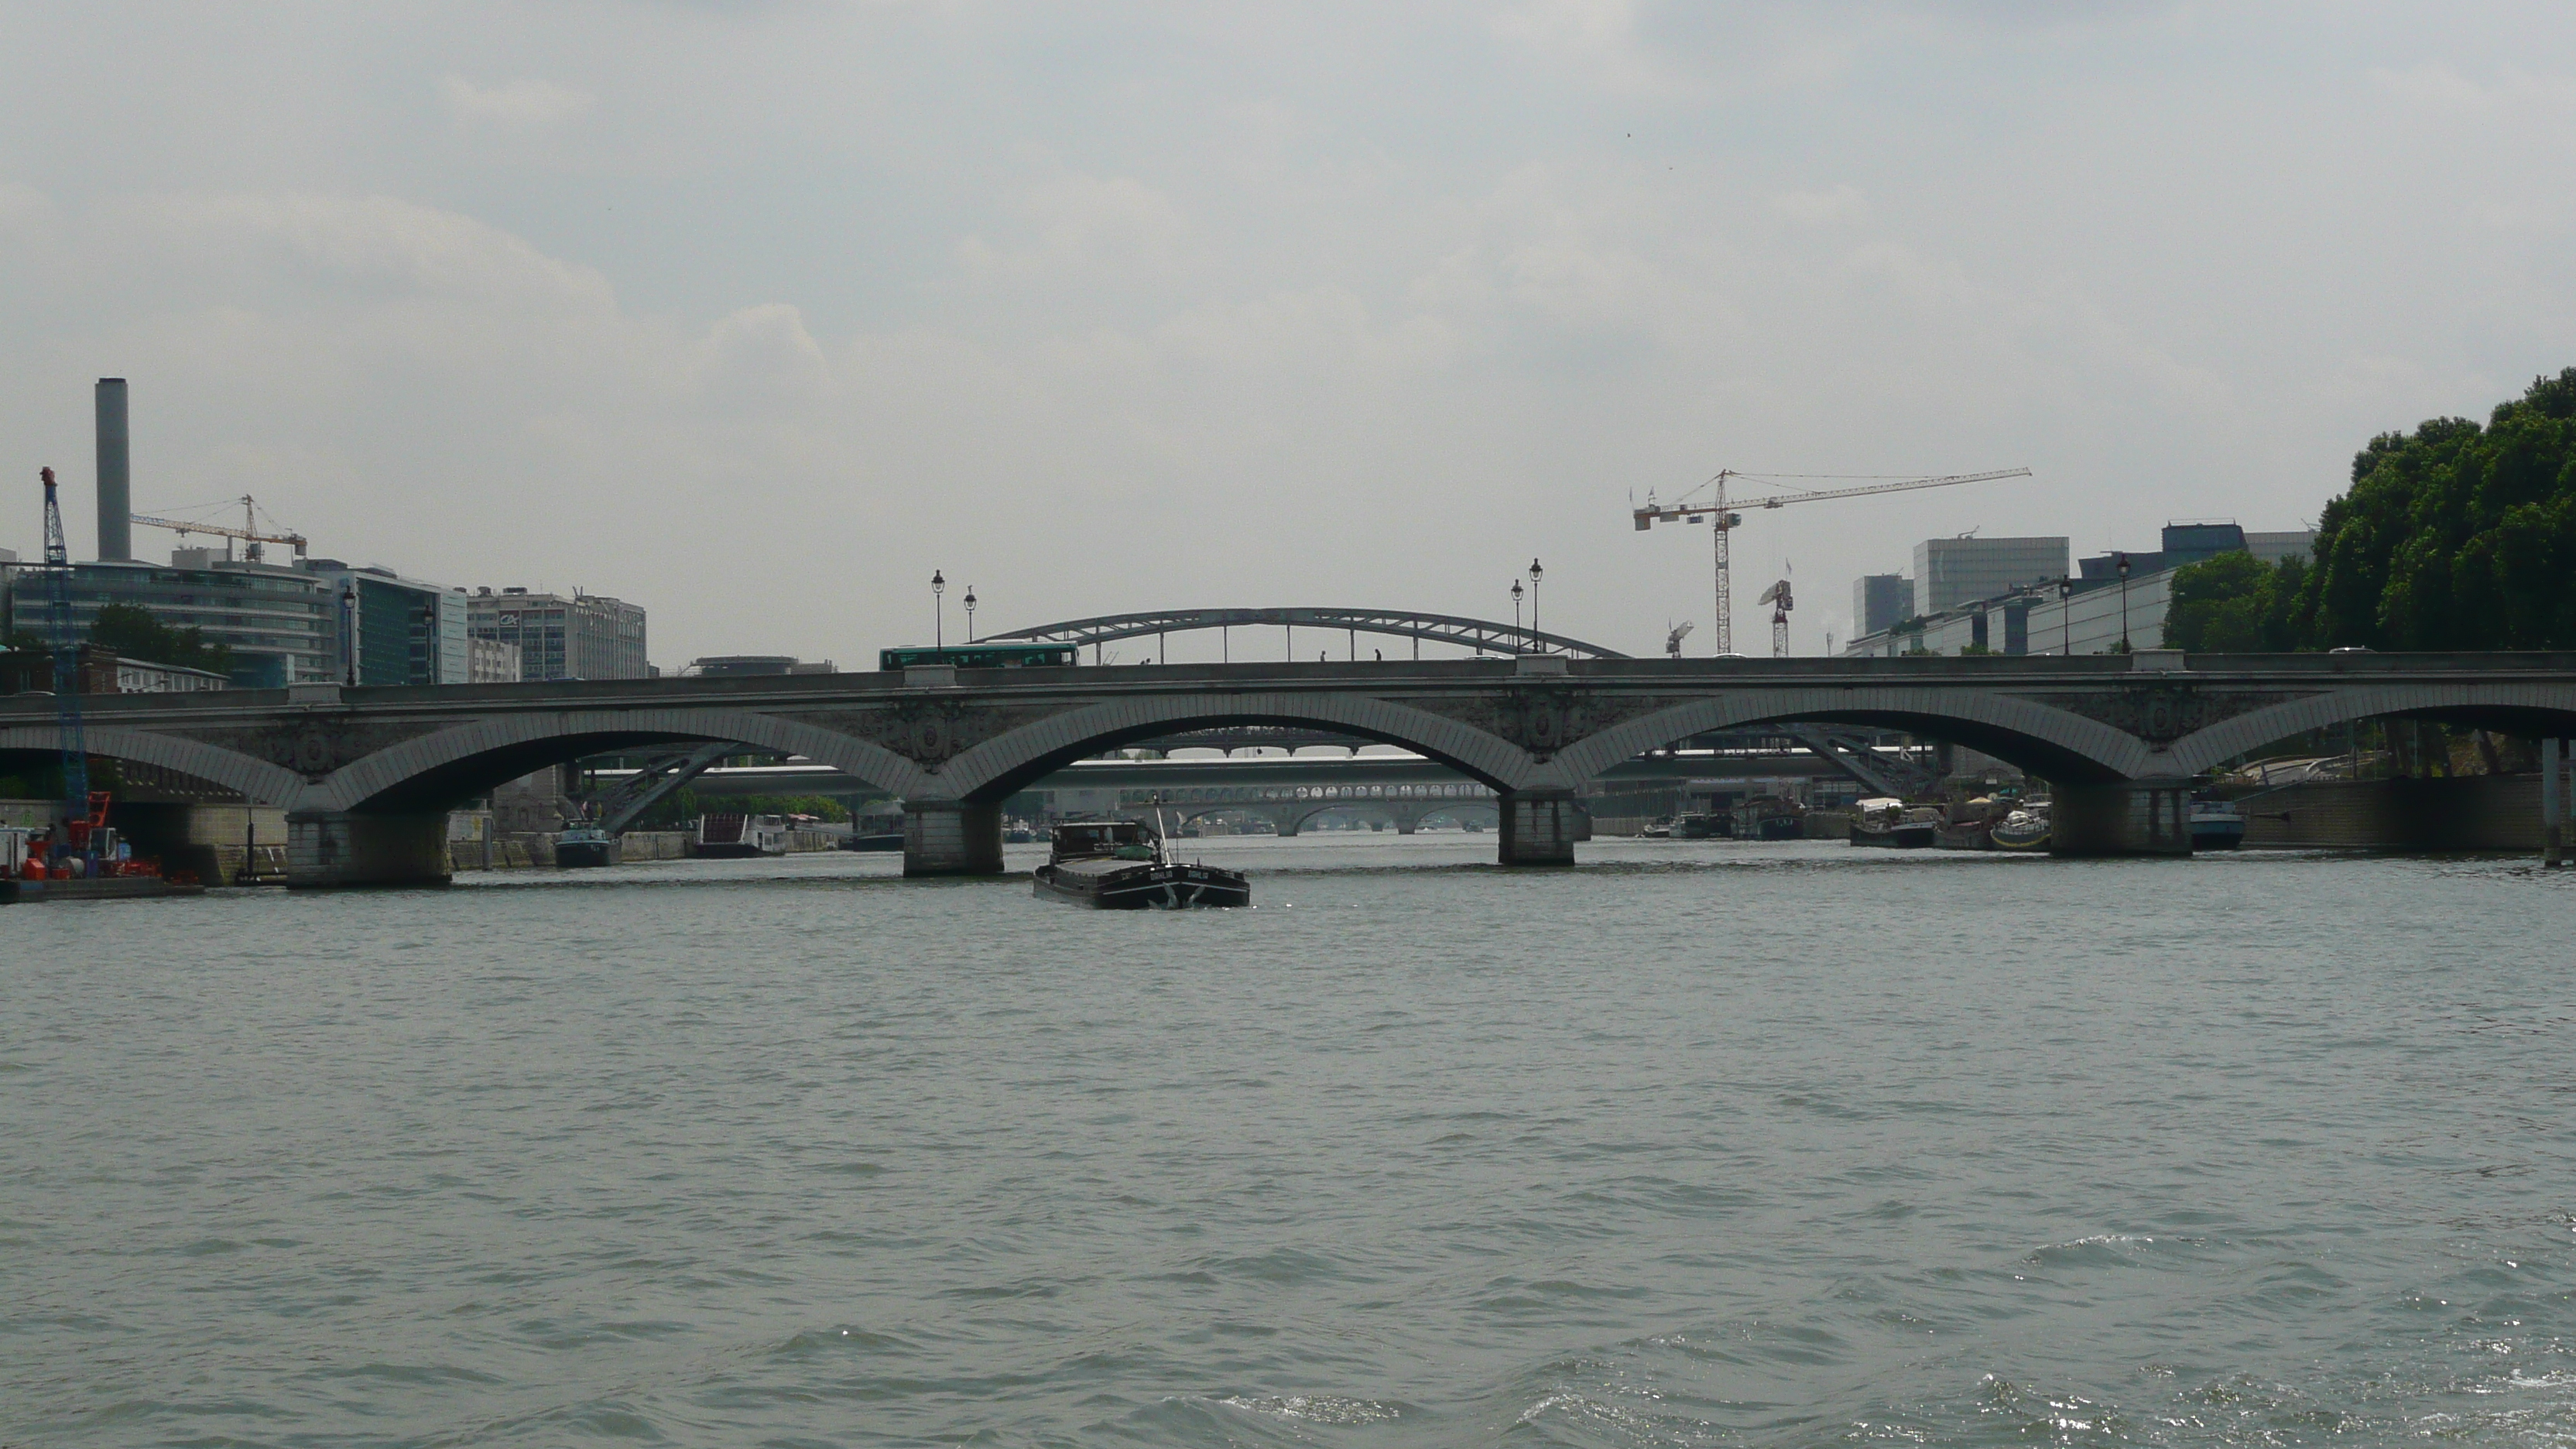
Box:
[467,587,649,681]
[0,555,332,687]
[300,560,469,686]
[2246,530,2316,564]
[1912,536,2070,617]
[468,636,522,684]
[1852,574,1913,636]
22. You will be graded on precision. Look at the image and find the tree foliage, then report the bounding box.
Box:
[2295,368,2576,649]
[87,604,234,675]
[2167,368,2576,651]
[2162,552,2308,653]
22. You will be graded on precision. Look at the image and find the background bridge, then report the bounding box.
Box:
[978,607,1629,663]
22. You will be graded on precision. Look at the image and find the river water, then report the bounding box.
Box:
[5,836,2574,1447]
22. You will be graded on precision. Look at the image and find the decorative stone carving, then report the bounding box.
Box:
[1406,690,1697,761]
[2033,686,2315,746]
[785,703,1056,771]
[173,720,446,779]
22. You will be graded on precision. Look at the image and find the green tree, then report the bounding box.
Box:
[2163,551,2309,653]
[87,604,234,675]
[2290,368,2576,649]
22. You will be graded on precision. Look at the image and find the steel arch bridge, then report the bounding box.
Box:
[976,607,1630,661]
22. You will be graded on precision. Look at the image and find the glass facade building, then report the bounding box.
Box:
[1,557,331,687]
[301,562,470,686]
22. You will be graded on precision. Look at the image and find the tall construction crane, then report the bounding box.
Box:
[130,495,308,563]
[35,468,95,857]
[1756,577,1793,658]
[1632,467,2030,655]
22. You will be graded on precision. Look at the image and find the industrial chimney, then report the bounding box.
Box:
[94,378,132,561]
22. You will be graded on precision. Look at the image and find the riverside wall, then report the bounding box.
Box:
[2226,776,2545,851]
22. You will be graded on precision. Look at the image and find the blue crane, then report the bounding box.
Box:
[36,467,95,858]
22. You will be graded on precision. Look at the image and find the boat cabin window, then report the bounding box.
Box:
[1052,821,1147,853]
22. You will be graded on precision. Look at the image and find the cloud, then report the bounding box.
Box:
[1773,185,1870,227]
[440,75,595,127]
[144,193,618,314]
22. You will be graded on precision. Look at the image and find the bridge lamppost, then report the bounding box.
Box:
[932,570,946,649]
[2115,553,2132,653]
[963,585,977,643]
[1528,558,1543,642]
[2058,576,2075,656]
[1509,579,1525,652]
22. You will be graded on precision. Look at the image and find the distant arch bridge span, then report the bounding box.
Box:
[978,607,1629,662]
[8,649,2573,883]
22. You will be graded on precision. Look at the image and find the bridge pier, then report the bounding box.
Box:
[286,810,454,889]
[2049,780,2193,857]
[904,800,1005,877]
[1498,789,1584,865]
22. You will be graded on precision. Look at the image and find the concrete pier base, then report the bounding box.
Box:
[904,800,1005,877]
[286,810,454,888]
[2545,737,2567,868]
[1499,789,1583,865]
[2050,780,2193,857]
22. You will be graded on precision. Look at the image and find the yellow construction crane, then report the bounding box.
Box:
[130,495,309,564]
[1633,468,2030,655]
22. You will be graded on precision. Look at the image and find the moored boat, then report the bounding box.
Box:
[2189,797,2246,851]
[1990,802,2051,852]
[1731,795,1806,841]
[1032,820,1249,909]
[1849,797,1938,848]
[554,825,619,868]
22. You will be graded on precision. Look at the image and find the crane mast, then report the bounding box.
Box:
[1633,467,2030,656]
[36,468,91,838]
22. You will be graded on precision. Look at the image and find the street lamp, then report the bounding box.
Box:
[931,569,946,649]
[2115,553,2132,654]
[963,585,978,643]
[1528,557,1544,641]
[2058,576,2074,656]
[1510,578,1525,650]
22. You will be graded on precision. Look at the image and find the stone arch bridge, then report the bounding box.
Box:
[4,649,2570,885]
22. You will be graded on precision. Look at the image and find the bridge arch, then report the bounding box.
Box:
[1554,687,2155,786]
[317,707,934,814]
[2167,680,2576,777]
[978,607,1629,662]
[940,692,1537,803]
[0,724,307,807]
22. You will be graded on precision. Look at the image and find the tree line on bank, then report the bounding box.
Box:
[2165,368,2576,653]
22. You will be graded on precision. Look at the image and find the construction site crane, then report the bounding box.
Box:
[130,495,308,563]
[1632,467,2030,655]
[35,468,99,859]
[1663,620,1694,658]
[1756,577,1793,659]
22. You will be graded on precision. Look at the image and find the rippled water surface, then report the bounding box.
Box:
[6,836,2576,1447]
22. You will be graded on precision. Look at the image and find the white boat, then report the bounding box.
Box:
[2189,798,2246,851]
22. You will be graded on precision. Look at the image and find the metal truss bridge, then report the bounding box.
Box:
[977,607,1629,662]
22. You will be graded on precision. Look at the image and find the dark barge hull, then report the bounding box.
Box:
[1851,824,1938,848]
[1033,862,1250,909]
[556,840,620,868]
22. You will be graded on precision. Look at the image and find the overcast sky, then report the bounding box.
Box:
[3,2,2570,665]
